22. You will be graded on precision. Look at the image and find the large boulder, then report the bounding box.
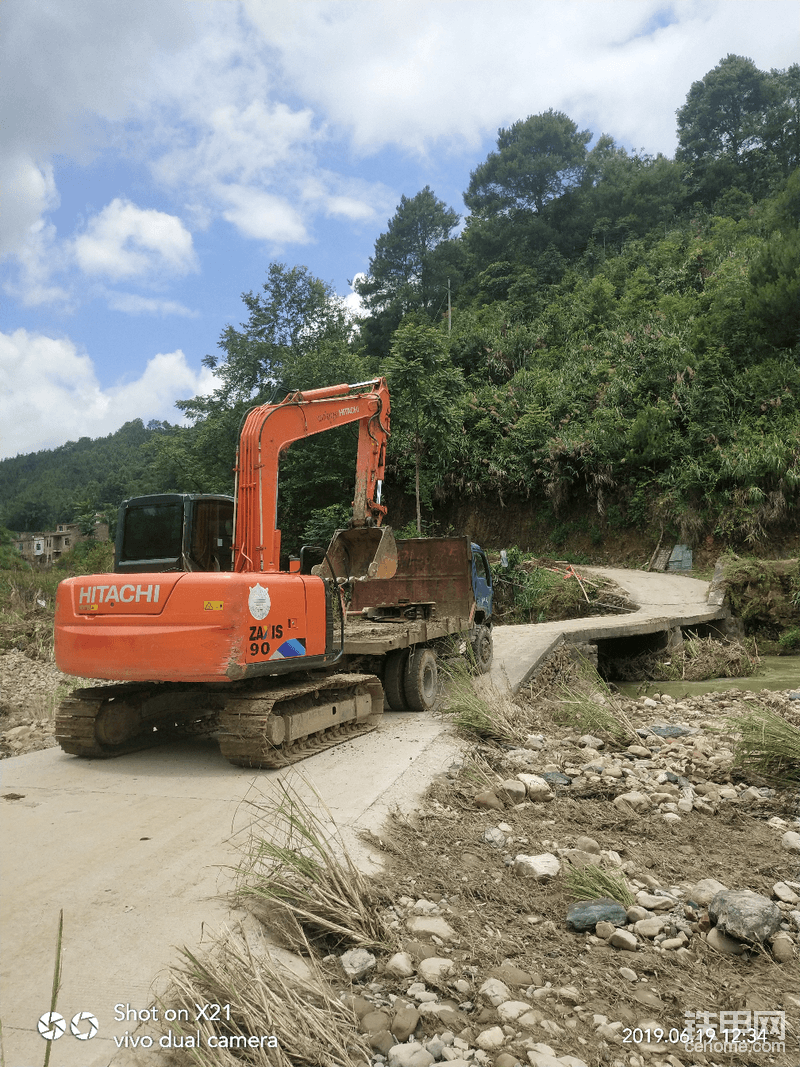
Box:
[708,889,782,943]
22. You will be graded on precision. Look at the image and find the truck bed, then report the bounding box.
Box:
[343,536,478,655]
[343,615,473,655]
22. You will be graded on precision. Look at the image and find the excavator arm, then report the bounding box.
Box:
[232,378,395,577]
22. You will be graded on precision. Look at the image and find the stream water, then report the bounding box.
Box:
[614,654,800,699]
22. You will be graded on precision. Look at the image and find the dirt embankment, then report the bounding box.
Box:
[0,649,67,757]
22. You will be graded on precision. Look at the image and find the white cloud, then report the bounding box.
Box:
[247,0,799,155]
[0,329,216,460]
[0,154,60,259]
[343,275,366,321]
[219,186,310,244]
[104,292,198,317]
[74,199,198,280]
[6,219,72,308]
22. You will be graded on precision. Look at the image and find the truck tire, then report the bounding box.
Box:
[404,648,439,712]
[383,648,409,710]
[470,624,493,673]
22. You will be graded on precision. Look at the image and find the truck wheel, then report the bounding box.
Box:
[404,648,439,712]
[383,649,409,710]
[470,625,493,673]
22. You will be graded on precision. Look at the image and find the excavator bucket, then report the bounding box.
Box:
[315,526,398,581]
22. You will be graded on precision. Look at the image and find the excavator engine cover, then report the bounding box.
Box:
[315,525,398,582]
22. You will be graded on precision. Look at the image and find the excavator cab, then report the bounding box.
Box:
[115,494,234,574]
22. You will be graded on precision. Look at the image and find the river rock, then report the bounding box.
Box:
[641,724,695,738]
[476,1026,505,1050]
[478,977,512,1005]
[474,790,504,811]
[340,948,377,978]
[496,779,527,805]
[608,929,638,951]
[514,853,560,880]
[497,999,533,1022]
[781,830,800,852]
[385,951,415,977]
[774,881,800,904]
[388,1042,433,1067]
[707,927,747,955]
[417,957,454,984]
[566,898,628,931]
[575,835,601,854]
[627,744,652,757]
[488,962,539,987]
[484,826,508,847]
[613,790,651,815]
[359,1009,391,1034]
[690,878,728,906]
[633,917,664,938]
[541,771,572,786]
[405,915,457,941]
[770,933,795,963]
[493,1056,521,1067]
[516,773,554,801]
[391,1005,421,1041]
[635,891,676,911]
[709,889,782,943]
[369,1029,396,1055]
[561,847,602,868]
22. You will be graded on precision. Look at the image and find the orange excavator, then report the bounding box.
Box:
[54,378,398,767]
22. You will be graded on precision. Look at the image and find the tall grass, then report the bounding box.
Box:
[234,781,393,955]
[563,865,635,907]
[729,705,800,784]
[163,932,371,1067]
[553,656,639,743]
[442,658,527,744]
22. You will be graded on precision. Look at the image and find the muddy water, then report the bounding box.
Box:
[615,654,800,699]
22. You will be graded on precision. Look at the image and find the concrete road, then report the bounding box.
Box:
[1,715,461,1067]
[489,566,725,694]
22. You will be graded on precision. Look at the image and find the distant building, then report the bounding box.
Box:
[13,521,110,566]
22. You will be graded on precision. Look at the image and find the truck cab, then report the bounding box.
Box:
[471,542,493,624]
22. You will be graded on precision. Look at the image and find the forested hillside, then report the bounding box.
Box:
[3,55,798,558]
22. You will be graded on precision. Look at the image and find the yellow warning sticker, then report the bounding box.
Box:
[204,601,224,611]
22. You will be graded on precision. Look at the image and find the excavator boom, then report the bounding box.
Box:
[233,378,393,575]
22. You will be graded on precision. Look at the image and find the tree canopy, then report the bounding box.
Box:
[465,110,592,216]
[355,186,461,353]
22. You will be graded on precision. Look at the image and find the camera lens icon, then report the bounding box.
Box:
[71,1011,99,1040]
[38,1010,99,1041]
[37,1013,66,1041]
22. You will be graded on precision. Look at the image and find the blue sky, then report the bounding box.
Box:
[1,0,796,460]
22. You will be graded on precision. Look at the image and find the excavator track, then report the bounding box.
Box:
[217,673,383,768]
[55,673,384,766]
[55,683,224,758]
